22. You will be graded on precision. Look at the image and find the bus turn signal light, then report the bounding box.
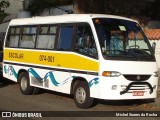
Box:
[102,71,121,77]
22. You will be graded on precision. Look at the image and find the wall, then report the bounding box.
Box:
[0,22,9,44]
[0,11,31,43]
[149,40,160,74]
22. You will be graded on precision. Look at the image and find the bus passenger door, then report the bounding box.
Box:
[54,25,74,94]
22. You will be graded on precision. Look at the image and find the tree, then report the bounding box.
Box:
[0,0,10,23]
[27,0,72,16]
[150,0,160,20]
[27,0,106,15]
[73,0,105,13]
[27,0,159,22]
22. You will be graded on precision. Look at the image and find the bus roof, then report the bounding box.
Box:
[9,14,136,26]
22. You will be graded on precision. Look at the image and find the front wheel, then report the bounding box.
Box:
[19,72,34,95]
[73,81,94,109]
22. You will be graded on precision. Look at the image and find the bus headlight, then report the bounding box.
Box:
[102,71,121,77]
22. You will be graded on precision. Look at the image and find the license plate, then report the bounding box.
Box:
[132,91,144,96]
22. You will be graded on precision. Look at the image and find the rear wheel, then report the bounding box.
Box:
[32,87,41,95]
[19,72,34,95]
[73,81,94,108]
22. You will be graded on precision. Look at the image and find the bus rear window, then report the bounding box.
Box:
[6,27,21,47]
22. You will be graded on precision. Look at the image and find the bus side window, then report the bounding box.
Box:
[6,27,21,48]
[58,26,73,51]
[19,26,37,48]
[75,25,98,59]
[36,25,57,49]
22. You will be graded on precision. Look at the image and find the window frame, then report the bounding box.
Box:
[18,25,38,49]
[35,25,58,50]
[73,23,98,59]
[57,24,75,51]
[6,26,22,48]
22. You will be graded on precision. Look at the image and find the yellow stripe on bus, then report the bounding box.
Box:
[4,49,99,72]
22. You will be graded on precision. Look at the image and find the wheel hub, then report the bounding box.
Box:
[21,77,27,91]
[76,87,86,104]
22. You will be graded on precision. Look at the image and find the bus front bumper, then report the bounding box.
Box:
[96,75,158,100]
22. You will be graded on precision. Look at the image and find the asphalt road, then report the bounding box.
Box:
[0,78,160,120]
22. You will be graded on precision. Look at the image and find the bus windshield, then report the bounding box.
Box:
[93,18,155,61]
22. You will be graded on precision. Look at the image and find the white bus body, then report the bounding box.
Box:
[3,14,159,108]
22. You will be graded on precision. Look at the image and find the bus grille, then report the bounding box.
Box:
[123,75,151,81]
[121,85,148,93]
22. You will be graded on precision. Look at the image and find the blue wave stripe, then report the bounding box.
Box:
[9,66,18,79]
[44,72,60,86]
[4,66,7,74]
[89,78,99,87]
[28,68,42,82]
[4,65,99,88]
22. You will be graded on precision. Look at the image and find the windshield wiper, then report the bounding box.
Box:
[128,49,153,58]
[104,50,126,55]
[103,50,135,58]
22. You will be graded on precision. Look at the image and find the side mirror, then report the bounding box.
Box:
[152,42,156,54]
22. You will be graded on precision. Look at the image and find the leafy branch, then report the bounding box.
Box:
[0,0,10,23]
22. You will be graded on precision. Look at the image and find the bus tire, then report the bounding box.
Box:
[73,81,94,108]
[19,72,34,95]
[32,87,41,95]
